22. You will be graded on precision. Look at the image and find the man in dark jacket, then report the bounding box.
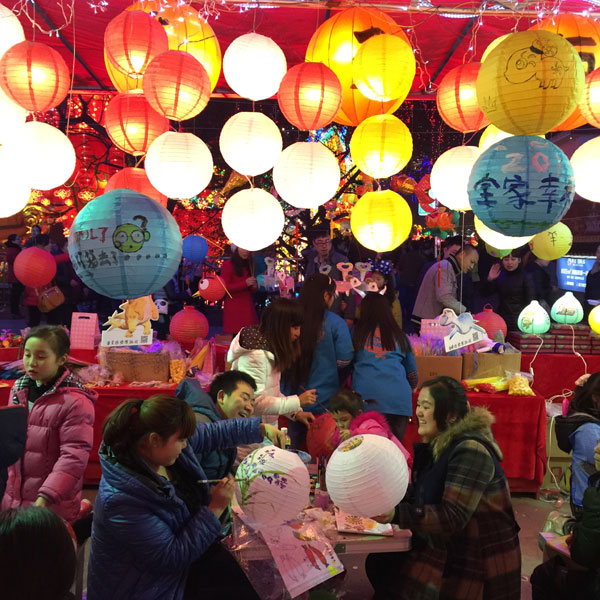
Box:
[175,371,257,480]
[0,405,27,501]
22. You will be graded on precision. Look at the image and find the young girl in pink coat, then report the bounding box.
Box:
[1,325,97,522]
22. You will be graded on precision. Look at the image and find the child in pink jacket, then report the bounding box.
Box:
[1,325,96,522]
[330,390,413,473]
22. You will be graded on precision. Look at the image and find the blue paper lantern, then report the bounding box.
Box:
[468,136,574,237]
[68,188,182,299]
[182,235,208,262]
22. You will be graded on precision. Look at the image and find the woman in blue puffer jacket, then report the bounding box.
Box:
[87,394,284,600]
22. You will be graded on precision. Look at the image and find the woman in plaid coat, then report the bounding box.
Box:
[366,376,521,600]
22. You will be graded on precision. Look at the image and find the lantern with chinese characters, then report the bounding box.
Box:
[145,131,213,200]
[0,41,69,112]
[530,223,572,261]
[221,189,284,252]
[476,30,585,135]
[326,434,409,518]
[169,306,209,345]
[219,112,282,177]
[474,305,508,339]
[589,305,600,335]
[436,63,489,133]
[468,136,574,237]
[518,300,551,334]
[223,33,287,101]
[182,236,208,263]
[350,114,413,179]
[571,136,600,202]
[277,62,342,131]
[579,69,600,127]
[430,146,482,212]
[306,413,338,461]
[474,216,533,250]
[142,51,211,121]
[350,190,412,253]
[0,4,24,60]
[273,142,340,209]
[104,90,169,156]
[104,10,168,78]
[197,276,226,302]
[551,292,584,324]
[68,189,182,299]
[14,248,56,287]
[104,167,167,206]
[236,446,311,525]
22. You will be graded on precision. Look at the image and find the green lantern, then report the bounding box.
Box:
[551,292,584,324]
[518,300,551,334]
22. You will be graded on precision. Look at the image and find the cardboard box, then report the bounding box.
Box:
[461,352,522,379]
[415,355,463,387]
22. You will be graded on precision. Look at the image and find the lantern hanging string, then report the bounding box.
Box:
[569,323,588,376]
[526,334,546,386]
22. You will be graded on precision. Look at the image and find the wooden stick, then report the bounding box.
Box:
[216,274,233,299]
[198,478,247,484]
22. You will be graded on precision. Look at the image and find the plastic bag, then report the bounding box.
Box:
[507,371,535,396]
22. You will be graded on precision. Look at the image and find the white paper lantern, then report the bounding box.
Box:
[0,143,30,217]
[223,33,287,101]
[0,4,24,60]
[3,122,75,191]
[222,188,284,251]
[571,136,600,203]
[518,300,551,334]
[430,146,482,211]
[219,112,283,176]
[0,84,25,143]
[145,131,213,199]
[235,446,310,525]
[326,434,409,518]
[474,216,533,250]
[273,142,340,209]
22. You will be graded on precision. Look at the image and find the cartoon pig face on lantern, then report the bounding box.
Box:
[112,215,151,253]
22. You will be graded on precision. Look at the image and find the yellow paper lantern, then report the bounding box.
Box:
[104,49,142,92]
[476,30,585,135]
[305,7,409,126]
[571,135,600,202]
[350,114,412,179]
[481,34,510,63]
[350,190,412,252]
[478,124,512,151]
[530,223,573,260]
[474,216,533,250]
[589,305,600,334]
[352,34,415,103]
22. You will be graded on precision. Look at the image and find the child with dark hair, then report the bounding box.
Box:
[365,259,403,328]
[1,325,96,522]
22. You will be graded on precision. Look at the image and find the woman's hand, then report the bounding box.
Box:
[487,264,501,281]
[339,429,351,441]
[34,496,48,508]
[299,389,317,406]
[295,411,315,427]
[260,423,287,448]
[575,373,591,387]
[208,476,236,518]
[246,277,257,288]
[371,508,395,523]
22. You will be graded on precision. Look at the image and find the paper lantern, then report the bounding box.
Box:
[350,190,412,253]
[0,41,70,112]
[589,305,600,334]
[221,188,284,252]
[579,69,600,127]
[277,62,342,130]
[478,124,512,151]
[223,33,286,101]
[169,306,209,345]
[551,292,584,324]
[104,49,142,93]
[273,142,340,209]
[306,413,338,461]
[0,84,26,143]
[68,189,182,299]
[469,136,574,236]
[104,90,169,156]
[485,243,511,258]
[182,236,208,263]
[219,112,282,176]
[0,4,24,60]
[571,136,600,202]
[350,114,412,179]
[474,305,508,339]
[0,139,29,217]
[305,7,409,126]
[14,248,56,287]
[530,222,572,260]
[236,446,310,525]
[145,131,213,199]
[352,33,415,103]
[104,167,167,206]
[436,63,489,133]
[481,34,510,63]
[104,10,168,78]
[430,146,482,211]
[551,104,587,132]
[474,216,533,250]
[326,434,409,518]
[142,50,211,121]
[197,276,226,302]
[476,30,585,135]
[518,300,551,334]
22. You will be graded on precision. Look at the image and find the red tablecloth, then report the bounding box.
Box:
[403,389,547,495]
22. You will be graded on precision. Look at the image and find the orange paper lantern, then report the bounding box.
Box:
[169,305,209,345]
[142,50,211,121]
[104,10,168,78]
[277,62,342,130]
[104,167,167,206]
[579,69,600,127]
[0,41,69,112]
[104,49,142,93]
[14,247,57,287]
[551,104,587,131]
[436,63,489,133]
[104,90,169,156]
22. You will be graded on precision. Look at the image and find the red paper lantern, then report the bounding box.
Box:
[306,413,338,460]
[473,304,507,339]
[197,276,226,302]
[14,247,57,287]
[277,62,342,130]
[143,50,211,121]
[104,10,168,78]
[104,90,169,156]
[104,167,167,206]
[0,41,69,112]
[436,63,489,133]
[169,306,209,345]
